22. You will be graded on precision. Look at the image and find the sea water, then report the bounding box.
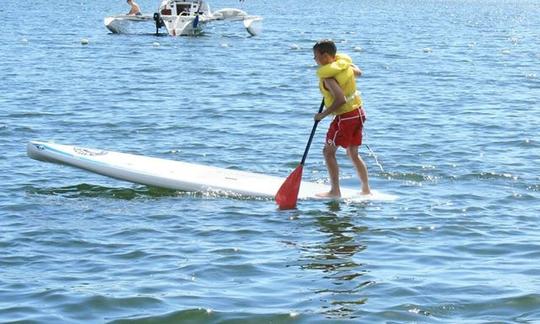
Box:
[1,0,539,322]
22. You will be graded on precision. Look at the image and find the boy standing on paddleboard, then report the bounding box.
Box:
[312,39,371,198]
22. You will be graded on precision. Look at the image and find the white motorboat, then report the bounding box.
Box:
[156,0,211,36]
[104,0,263,36]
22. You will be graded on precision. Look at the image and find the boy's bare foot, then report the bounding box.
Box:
[361,187,372,195]
[316,191,341,198]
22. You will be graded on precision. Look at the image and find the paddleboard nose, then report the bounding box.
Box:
[27,141,53,162]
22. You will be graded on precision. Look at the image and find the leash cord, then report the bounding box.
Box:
[359,107,385,173]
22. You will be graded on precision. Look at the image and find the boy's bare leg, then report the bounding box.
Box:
[317,143,341,198]
[347,146,371,195]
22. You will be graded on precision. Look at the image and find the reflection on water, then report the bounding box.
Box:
[299,202,371,318]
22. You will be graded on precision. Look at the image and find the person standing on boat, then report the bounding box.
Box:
[126,0,142,16]
[312,39,371,198]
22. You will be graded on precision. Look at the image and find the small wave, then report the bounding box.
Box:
[108,308,301,324]
[26,184,273,202]
[457,172,519,181]
[7,111,71,118]
[64,295,163,315]
[488,138,539,148]
[109,249,150,260]
[109,227,165,238]
[380,171,438,182]
[452,293,540,321]
[0,306,43,321]
[499,192,537,203]
[178,190,272,202]
[27,184,178,200]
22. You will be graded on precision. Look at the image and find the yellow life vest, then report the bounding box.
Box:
[317,53,363,115]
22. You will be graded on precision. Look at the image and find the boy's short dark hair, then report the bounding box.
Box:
[313,39,337,56]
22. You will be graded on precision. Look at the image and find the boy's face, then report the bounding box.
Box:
[313,50,333,66]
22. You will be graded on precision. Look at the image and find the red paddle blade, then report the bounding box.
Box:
[275,165,303,210]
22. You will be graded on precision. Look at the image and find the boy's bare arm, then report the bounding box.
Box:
[314,78,346,121]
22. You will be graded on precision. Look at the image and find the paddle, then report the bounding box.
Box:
[275,99,325,210]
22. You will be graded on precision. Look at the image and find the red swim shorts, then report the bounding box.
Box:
[325,108,366,148]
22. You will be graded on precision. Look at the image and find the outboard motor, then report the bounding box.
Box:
[153,12,164,35]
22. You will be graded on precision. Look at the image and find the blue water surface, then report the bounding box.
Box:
[1,0,539,322]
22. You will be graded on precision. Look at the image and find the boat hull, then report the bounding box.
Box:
[104,15,154,34]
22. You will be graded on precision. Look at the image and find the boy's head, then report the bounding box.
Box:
[313,39,336,65]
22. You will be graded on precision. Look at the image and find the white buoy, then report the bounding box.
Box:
[152,42,160,47]
[423,47,432,53]
[290,43,300,50]
[81,38,89,45]
[353,46,364,52]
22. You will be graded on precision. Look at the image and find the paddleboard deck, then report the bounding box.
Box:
[27,141,396,203]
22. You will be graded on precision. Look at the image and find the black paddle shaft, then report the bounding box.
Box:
[300,99,325,166]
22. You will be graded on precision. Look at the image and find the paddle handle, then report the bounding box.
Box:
[300,99,325,166]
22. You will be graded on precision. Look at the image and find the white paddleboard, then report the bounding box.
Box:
[27,141,397,203]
